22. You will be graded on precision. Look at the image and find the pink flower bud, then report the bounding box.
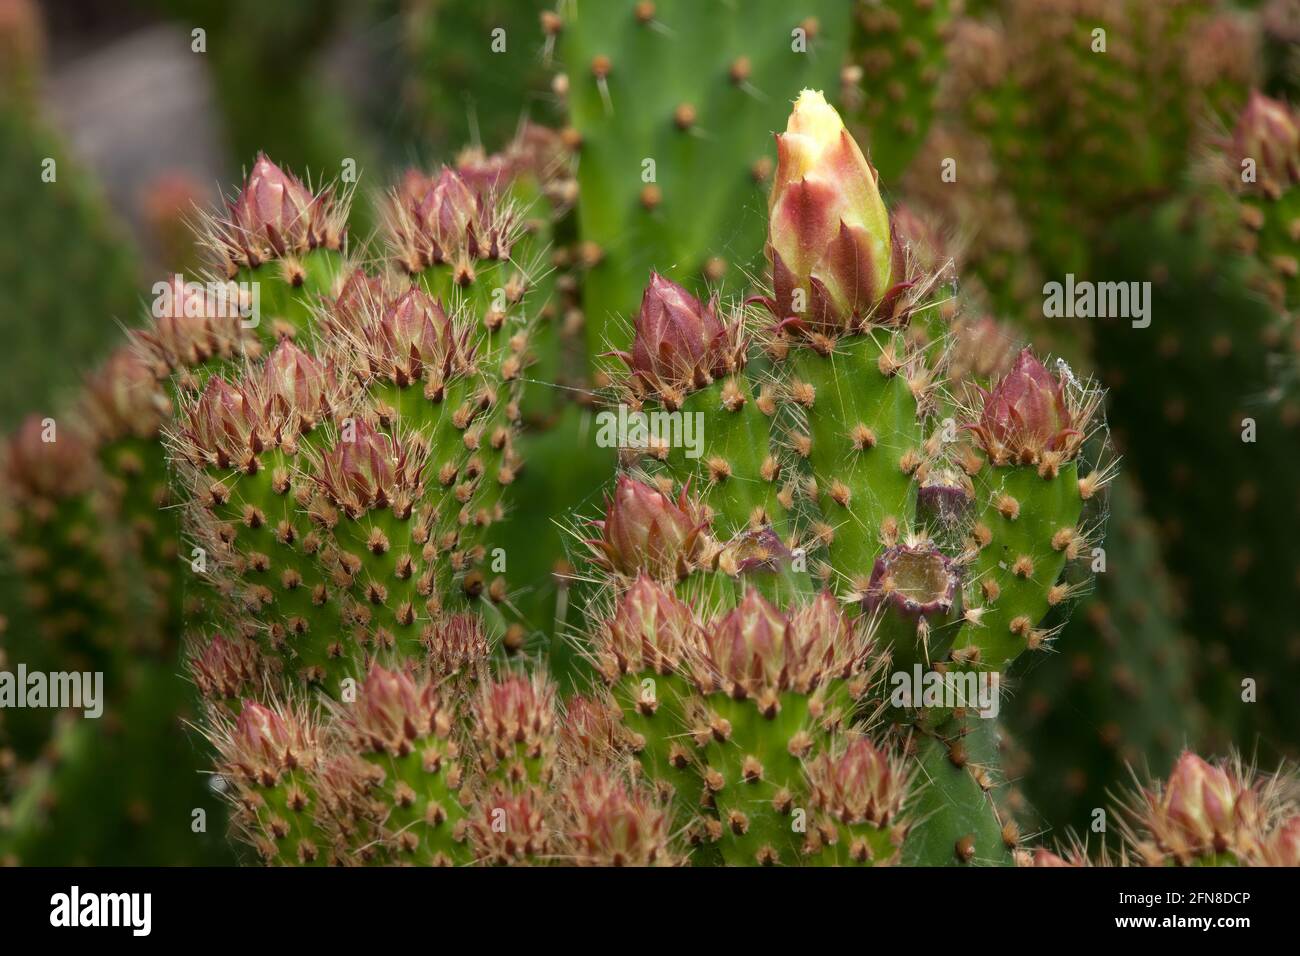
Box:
[562,768,675,866]
[191,633,260,701]
[969,348,1078,465]
[82,346,170,443]
[767,90,903,335]
[806,735,908,828]
[3,413,96,499]
[602,573,700,675]
[224,701,315,787]
[1160,752,1242,850]
[228,154,319,262]
[344,664,444,757]
[700,589,790,694]
[617,273,742,405]
[316,417,409,517]
[262,339,334,432]
[185,376,270,471]
[589,476,707,580]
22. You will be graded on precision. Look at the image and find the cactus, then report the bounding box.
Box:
[7,0,1300,871]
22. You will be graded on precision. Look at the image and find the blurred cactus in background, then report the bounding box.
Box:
[0,0,1298,867]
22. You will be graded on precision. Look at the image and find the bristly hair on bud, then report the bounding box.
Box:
[587,475,710,581]
[966,348,1098,471]
[595,573,701,679]
[761,89,910,339]
[558,767,678,866]
[613,272,747,409]
[313,417,428,521]
[174,373,274,474]
[341,664,449,758]
[384,165,519,278]
[467,784,550,865]
[558,693,623,765]
[205,153,347,275]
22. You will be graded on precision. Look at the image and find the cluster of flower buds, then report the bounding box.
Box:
[764,89,907,338]
[614,273,746,409]
[214,154,346,272]
[691,590,875,705]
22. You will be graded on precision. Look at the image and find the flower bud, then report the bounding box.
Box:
[184,376,271,472]
[617,273,743,406]
[82,346,171,443]
[806,735,908,828]
[561,768,675,866]
[316,417,422,518]
[968,348,1079,466]
[601,573,700,676]
[767,89,902,335]
[589,476,707,580]
[1158,752,1243,852]
[222,153,338,268]
[344,664,445,757]
[222,701,315,788]
[262,339,335,433]
[2,413,97,499]
[191,633,260,702]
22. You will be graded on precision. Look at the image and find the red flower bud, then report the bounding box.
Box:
[616,273,743,405]
[427,612,489,678]
[589,476,708,580]
[316,417,423,518]
[1158,752,1244,852]
[601,573,700,676]
[968,348,1080,466]
[698,589,790,696]
[471,672,557,782]
[344,664,445,757]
